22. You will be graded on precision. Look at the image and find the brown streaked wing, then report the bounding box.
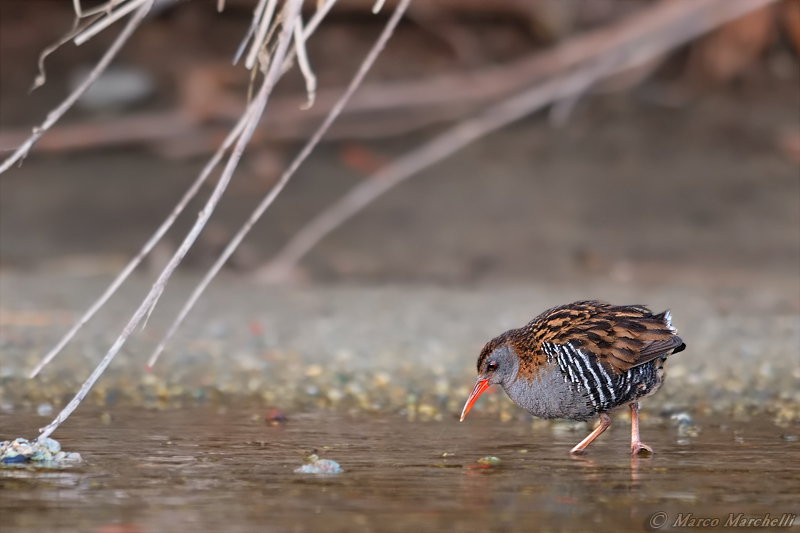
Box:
[525,301,681,375]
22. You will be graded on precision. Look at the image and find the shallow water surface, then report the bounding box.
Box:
[1,407,798,532]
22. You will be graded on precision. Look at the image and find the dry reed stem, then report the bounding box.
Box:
[27,113,251,378]
[36,0,304,441]
[254,0,777,283]
[301,0,339,40]
[234,0,269,65]
[147,0,411,369]
[293,16,317,108]
[27,0,345,378]
[31,12,104,91]
[246,0,279,70]
[5,0,779,159]
[72,0,126,18]
[265,0,780,127]
[372,0,386,14]
[74,0,149,45]
[278,0,338,75]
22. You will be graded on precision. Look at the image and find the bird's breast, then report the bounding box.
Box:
[504,366,597,421]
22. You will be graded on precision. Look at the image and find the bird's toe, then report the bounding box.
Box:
[630,441,653,456]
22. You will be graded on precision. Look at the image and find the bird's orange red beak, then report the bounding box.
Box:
[460,379,489,421]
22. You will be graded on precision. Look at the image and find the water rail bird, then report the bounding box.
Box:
[460,301,685,455]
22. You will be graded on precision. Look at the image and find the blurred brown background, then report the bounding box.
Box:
[0,0,798,294]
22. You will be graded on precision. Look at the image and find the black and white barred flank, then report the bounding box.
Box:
[542,340,666,414]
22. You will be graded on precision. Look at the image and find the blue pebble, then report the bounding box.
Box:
[2,454,29,464]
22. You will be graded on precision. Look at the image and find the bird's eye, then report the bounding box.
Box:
[487,362,498,372]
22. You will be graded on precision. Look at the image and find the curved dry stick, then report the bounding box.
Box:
[74,0,149,46]
[28,114,250,378]
[36,0,303,441]
[245,0,279,70]
[301,0,338,40]
[255,0,776,282]
[31,14,102,91]
[277,0,338,75]
[72,0,127,18]
[147,0,410,368]
[548,53,622,128]
[0,0,154,175]
[254,77,576,283]
[233,0,269,64]
[293,16,317,108]
[266,0,775,133]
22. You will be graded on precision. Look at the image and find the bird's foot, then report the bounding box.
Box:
[569,446,587,456]
[630,440,653,456]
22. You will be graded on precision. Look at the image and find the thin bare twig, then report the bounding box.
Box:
[302,0,338,40]
[32,13,103,91]
[147,0,410,368]
[255,78,583,283]
[5,0,737,158]
[36,0,304,441]
[0,0,154,175]
[245,0,279,70]
[294,16,317,109]
[268,0,778,124]
[28,0,349,377]
[26,0,346,378]
[8,0,768,162]
[233,0,269,65]
[254,0,777,282]
[28,113,251,378]
[73,0,126,18]
[549,52,623,128]
[74,0,149,46]
[372,0,386,14]
[278,0,338,76]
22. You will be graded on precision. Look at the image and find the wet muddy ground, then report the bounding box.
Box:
[2,407,799,533]
[2,270,798,532]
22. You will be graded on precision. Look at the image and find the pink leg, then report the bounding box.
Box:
[570,413,611,455]
[630,402,653,455]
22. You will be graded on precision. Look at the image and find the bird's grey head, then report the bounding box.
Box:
[461,339,521,421]
[477,342,520,389]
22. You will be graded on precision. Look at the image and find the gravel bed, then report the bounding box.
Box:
[1,274,798,424]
